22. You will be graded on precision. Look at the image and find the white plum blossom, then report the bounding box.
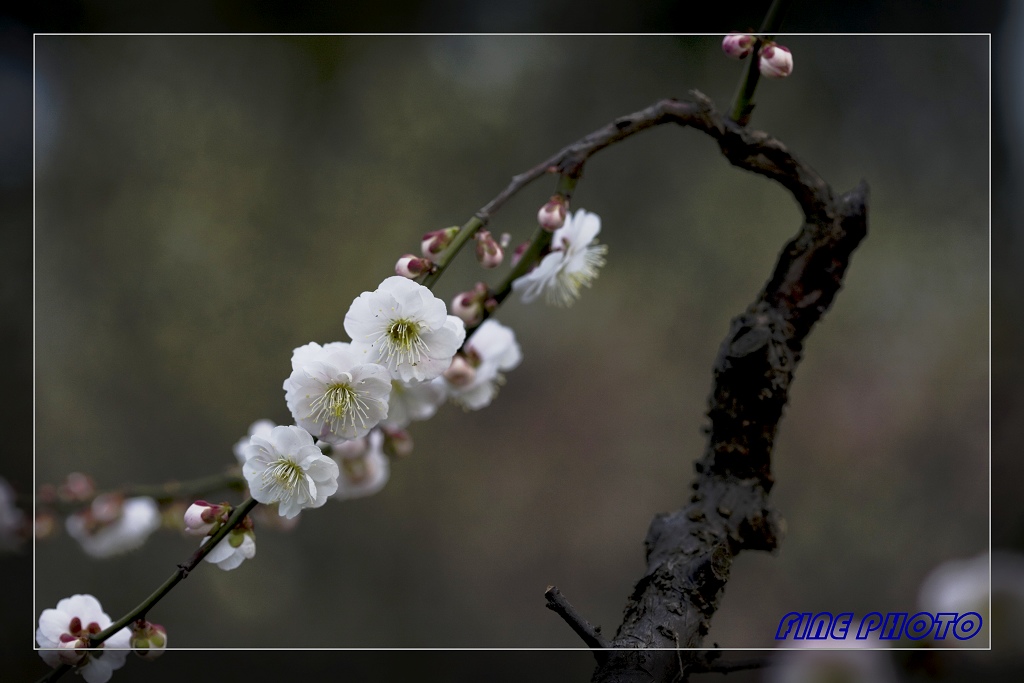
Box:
[65,495,161,558]
[345,276,466,382]
[202,527,256,571]
[36,594,131,683]
[233,419,276,465]
[445,320,522,410]
[384,378,447,429]
[332,430,390,500]
[241,425,340,518]
[512,208,608,307]
[283,342,392,443]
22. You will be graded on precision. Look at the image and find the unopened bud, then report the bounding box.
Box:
[183,501,224,536]
[722,33,756,59]
[758,43,793,79]
[382,427,414,459]
[131,620,167,660]
[395,254,432,279]
[475,230,503,268]
[538,196,567,231]
[451,289,484,326]
[443,355,477,387]
[421,226,460,261]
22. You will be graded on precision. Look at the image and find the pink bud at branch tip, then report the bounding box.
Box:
[474,230,503,268]
[395,254,432,279]
[183,501,221,536]
[420,226,459,261]
[538,195,567,231]
[451,289,484,326]
[722,33,755,59]
[758,43,793,79]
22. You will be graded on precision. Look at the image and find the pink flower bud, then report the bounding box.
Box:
[443,355,477,387]
[451,290,484,326]
[722,33,756,59]
[538,195,567,231]
[758,43,793,79]
[395,254,432,279]
[183,501,222,536]
[382,427,414,459]
[420,226,460,260]
[474,230,503,268]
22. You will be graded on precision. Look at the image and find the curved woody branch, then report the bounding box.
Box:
[515,94,867,682]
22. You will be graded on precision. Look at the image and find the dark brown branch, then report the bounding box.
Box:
[514,94,865,681]
[545,585,610,660]
[587,96,867,682]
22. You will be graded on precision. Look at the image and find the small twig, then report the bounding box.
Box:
[544,585,609,658]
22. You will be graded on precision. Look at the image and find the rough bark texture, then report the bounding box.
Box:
[530,94,868,682]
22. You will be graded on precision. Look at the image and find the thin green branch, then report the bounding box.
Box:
[90,497,259,645]
[420,216,485,289]
[728,0,791,125]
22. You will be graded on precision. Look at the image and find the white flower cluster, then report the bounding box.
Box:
[232,275,534,525]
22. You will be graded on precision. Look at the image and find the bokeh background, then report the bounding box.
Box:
[29,32,989,644]
[2,1,1020,681]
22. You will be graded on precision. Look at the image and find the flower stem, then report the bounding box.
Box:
[464,175,578,333]
[728,0,790,125]
[419,216,485,289]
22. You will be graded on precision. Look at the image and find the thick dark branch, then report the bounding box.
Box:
[545,585,610,660]
[572,96,869,683]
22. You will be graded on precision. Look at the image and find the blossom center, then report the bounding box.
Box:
[550,242,608,307]
[378,318,430,366]
[261,457,312,503]
[309,383,371,434]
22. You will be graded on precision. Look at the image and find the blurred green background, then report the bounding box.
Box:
[26,33,988,654]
